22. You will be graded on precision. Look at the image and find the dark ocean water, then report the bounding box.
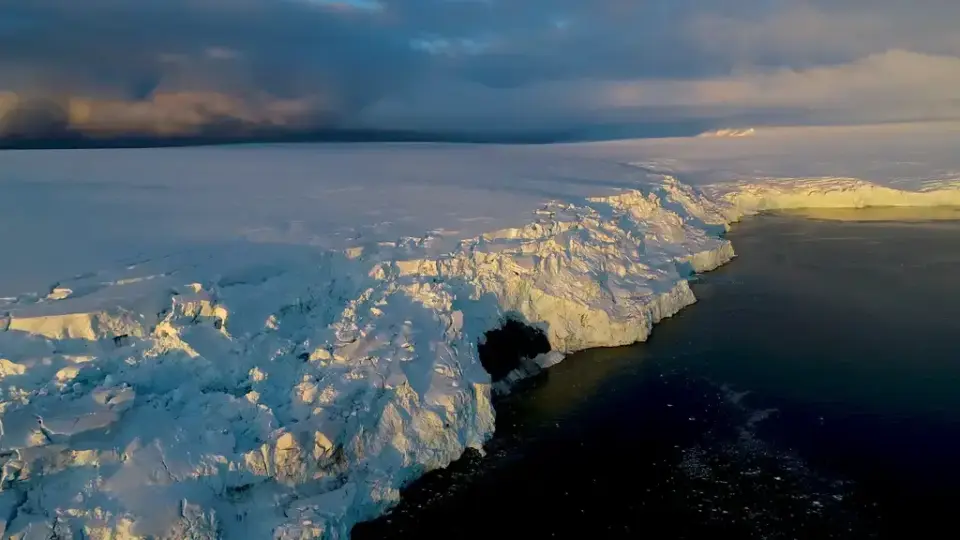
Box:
[354,211,960,540]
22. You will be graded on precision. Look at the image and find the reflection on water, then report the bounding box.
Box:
[693,211,960,418]
[775,205,960,222]
[354,209,960,540]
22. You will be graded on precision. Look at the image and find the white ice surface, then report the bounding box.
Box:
[1,122,959,538]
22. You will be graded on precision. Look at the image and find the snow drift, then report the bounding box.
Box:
[1,122,959,538]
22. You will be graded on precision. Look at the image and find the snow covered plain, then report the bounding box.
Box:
[1,122,959,538]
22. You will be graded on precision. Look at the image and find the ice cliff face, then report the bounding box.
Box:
[2,139,960,538]
[0,173,739,539]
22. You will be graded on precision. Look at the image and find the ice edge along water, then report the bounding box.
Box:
[2,164,960,538]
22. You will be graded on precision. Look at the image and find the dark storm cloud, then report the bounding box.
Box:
[0,1,416,101]
[1,0,959,140]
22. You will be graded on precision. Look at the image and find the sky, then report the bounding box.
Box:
[2,0,960,139]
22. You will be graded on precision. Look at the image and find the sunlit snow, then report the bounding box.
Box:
[1,122,959,538]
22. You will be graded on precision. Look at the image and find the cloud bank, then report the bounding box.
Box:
[2,0,959,141]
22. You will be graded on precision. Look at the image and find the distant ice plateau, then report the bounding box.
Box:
[1,122,959,539]
[696,127,757,138]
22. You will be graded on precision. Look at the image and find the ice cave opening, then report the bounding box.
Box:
[477,318,551,382]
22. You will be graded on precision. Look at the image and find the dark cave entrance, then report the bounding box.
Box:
[477,319,551,382]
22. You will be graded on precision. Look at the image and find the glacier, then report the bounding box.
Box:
[0,122,959,538]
